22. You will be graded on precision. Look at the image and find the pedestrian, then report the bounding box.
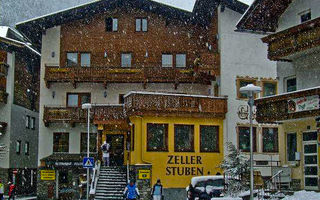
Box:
[0,179,4,200]
[151,179,163,200]
[123,180,140,200]
[8,182,15,200]
[100,141,111,166]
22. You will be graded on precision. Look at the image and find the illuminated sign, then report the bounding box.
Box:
[166,155,204,176]
[138,169,151,179]
[41,170,56,181]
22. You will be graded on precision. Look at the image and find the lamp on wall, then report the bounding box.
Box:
[52,91,55,99]
[104,91,107,98]
[104,50,108,58]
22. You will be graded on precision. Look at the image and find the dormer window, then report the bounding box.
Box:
[106,17,118,32]
[299,9,311,23]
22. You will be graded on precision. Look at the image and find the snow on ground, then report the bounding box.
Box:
[282,190,320,200]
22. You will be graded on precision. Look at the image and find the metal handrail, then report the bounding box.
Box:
[89,161,101,196]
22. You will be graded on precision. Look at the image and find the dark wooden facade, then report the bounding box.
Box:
[0,62,8,104]
[43,7,219,88]
[255,87,320,123]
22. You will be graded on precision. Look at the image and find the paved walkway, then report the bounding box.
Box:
[3,196,37,200]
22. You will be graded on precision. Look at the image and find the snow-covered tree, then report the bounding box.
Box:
[220,142,250,197]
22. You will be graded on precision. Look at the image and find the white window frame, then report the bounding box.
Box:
[284,76,297,93]
[162,54,173,68]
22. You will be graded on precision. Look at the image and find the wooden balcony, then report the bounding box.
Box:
[255,87,320,123]
[262,17,320,61]
[124,92,228,118]
[0,62,9,76]
[0,89,8,104]
[44,62,218,89]
[43,105,127,127]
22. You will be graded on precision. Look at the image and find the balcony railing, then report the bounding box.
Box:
[0,88,8,104]
[125,92,228,118]
[43,105,127,127]
[262,17,320,61]
[44,63,218,88]
[255,87,320,123]
[0,62,9,76]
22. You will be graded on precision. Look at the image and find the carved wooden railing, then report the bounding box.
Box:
[0,88,8,104]
[125,92,228,118]
[255,87,320,123]
[43,105,127,126]
[262,17,320,61]
[44,63,218,88]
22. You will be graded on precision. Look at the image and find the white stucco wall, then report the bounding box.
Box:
[276,61,296,94]
[0,52,15,168]
[218,7,278,176]
[38,26,61,164]
[278,0,320,31]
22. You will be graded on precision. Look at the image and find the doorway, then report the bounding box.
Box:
[106,134,124,166]
[303,131,318,190]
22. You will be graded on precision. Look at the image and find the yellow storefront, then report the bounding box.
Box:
[129,116,224,188]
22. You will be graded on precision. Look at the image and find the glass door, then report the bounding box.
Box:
[303,131,318,190]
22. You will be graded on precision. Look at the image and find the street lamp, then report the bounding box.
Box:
[82,103,92,200]
[239,84,261,200]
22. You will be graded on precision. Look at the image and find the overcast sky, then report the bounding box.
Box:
[0,0,253,27]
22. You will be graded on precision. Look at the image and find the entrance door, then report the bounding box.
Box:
[106,134,124,166]
[303,131,318,190]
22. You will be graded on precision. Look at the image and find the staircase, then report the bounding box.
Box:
[95,166,127,200]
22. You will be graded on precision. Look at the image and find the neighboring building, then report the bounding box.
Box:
[218,4,278,177]
[237,0,320,190]
[15,0,276,199]
[0,26,40,195]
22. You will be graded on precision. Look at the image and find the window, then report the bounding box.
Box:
[119,94,125,104]
[237,79,257,99]
[262,82,277,97]
[106,17,118,32]
[67,93,91,107]
[285,77,297,92]
[147,123,168,151]
[81,133,97,153]
[30,117,35,130]
[121,53,132,67]
[53,132,69,153]
[262,127,278,152]
[136,18,147,32]
[200,125,219,152]
[26,115,30,128]
[238,126,257,152]
[287,133,297,161]
[25,142,30,155]
[162,54,173,67]
[16,140,21,154]
[174,125,194,152]
[67,53,78,67]
[176,54,186,68]
[80,53,91,67]
[300,10,311,23]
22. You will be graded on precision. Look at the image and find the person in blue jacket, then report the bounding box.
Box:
[123,180,140,200]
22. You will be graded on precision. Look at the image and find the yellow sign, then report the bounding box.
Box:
[138,169,150,179]
[41,170,56,181]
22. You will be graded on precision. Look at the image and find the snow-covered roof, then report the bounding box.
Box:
[0,26,40,56]
[124,91,228,99]
[190,175,224,187]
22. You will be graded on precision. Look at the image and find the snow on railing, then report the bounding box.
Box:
[90,161,101,196]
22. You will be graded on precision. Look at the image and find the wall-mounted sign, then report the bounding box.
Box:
[166,155,204,176]
[288,95,319,113]
[138,169,150,179]
[41,170,55,181]
[237,105,256,120]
